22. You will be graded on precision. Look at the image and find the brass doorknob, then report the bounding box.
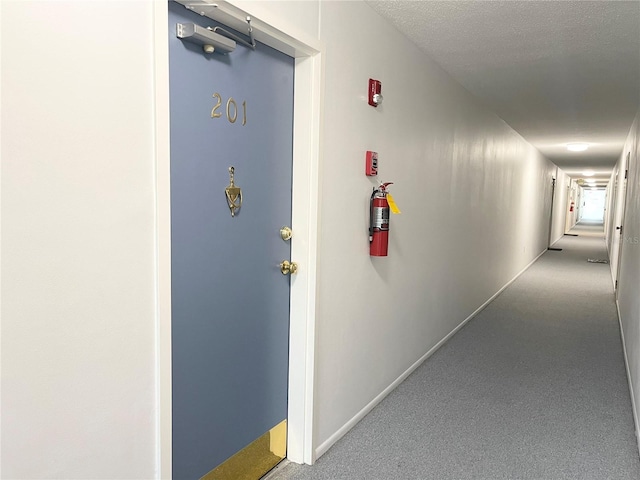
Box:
[280,260,298,275]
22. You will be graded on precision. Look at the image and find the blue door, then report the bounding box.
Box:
[168,2,294,478]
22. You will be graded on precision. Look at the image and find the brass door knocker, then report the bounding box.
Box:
[225,166,242,217]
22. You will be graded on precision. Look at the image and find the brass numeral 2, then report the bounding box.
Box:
[211,92,246,125]
[211,93,223,118]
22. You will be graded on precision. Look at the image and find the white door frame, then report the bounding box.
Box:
[153,1,323,476]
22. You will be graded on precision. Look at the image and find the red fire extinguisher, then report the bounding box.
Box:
[570,201,575,212]
[369,183,393,256]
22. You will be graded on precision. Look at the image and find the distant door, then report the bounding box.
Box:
[565,184,576,233]
[168,2,295,478]
[615,152,630,296]
[581,189,606,221]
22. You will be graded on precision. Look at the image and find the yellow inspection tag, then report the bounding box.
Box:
[386,193,401,214]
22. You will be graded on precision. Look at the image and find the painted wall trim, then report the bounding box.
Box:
[315,247,548,459]
[153,2,172,478]
[0,2,4,479]
[616,300,640,458]
[155,1,323,475]
[288,51,324,467]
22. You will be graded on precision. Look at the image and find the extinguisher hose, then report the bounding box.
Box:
[369,188,377,242]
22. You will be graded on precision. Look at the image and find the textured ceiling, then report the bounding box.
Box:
[366,0,640,181]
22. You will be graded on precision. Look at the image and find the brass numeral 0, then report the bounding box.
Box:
[227,98,238,124]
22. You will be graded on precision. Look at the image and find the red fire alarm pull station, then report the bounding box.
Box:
[366,151,378,176]
[368,79,383,107]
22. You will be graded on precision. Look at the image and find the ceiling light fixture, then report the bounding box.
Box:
[566,143,589,152]
[582,170,595,177]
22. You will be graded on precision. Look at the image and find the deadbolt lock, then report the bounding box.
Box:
[280,226,293,241]
[280,260,298,275]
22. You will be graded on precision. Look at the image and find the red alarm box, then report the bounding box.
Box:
[366,151,378,176]
[368,79,383,107]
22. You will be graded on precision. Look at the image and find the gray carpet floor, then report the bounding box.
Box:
[269,223,640,479]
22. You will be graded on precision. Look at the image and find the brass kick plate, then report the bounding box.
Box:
[201,420,287,480]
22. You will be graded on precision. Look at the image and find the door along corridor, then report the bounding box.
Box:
[270,222,640,479]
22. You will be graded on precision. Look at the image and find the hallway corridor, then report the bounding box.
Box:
[273,227,640,479]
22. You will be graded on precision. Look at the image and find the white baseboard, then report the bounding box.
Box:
[616,300,640,458]
[314,248,547,460]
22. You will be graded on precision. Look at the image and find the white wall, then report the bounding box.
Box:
[1,2,157,478]
[313,0,555,456]
[613,107,640,448]
[1,0,561,475]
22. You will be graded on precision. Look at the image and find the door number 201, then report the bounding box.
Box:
[211,93,247,126]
